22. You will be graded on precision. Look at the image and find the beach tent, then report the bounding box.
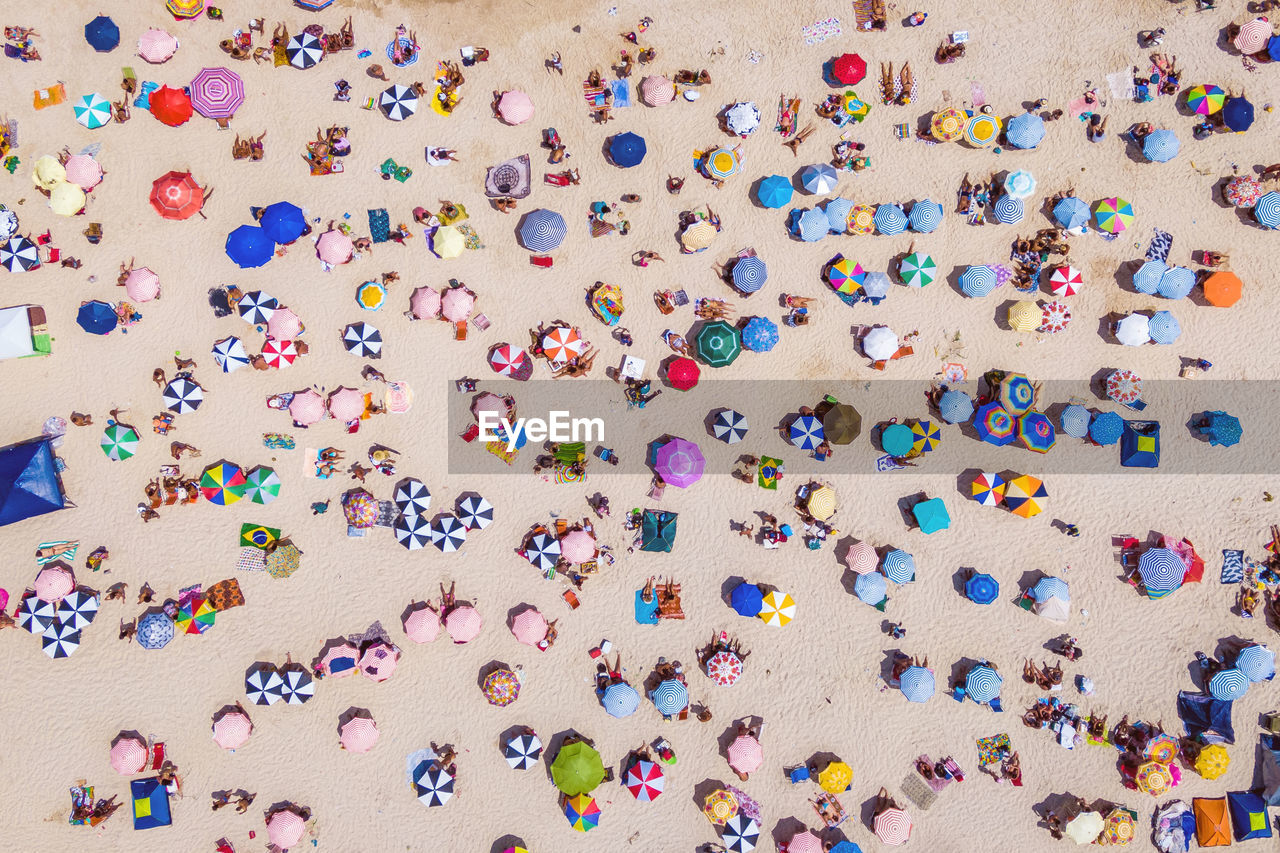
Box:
[0,305,44,360]
[640,509,678,552]
[1120,421,1160,468]
[0,437,67,527]
[912,498,949,534]
[130,778,172,830]
[1193,797,1231,847]
[1227,791,1271,840]
[1030,576,1070,622]
[1177,691,1234,743]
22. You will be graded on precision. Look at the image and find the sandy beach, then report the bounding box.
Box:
[2,1,1280,851]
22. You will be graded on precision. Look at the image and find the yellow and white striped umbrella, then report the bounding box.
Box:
[758,590,796,626]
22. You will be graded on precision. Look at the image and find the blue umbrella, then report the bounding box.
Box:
[854,571,887,606]
[873,204,908,235]
[965,665,1003,703]
[960,265,998,297]
[757,175,793,209]
[731,256,767,293]
[1005,112,1045,149]
[137,611,175,650]
[650,679,688,715]
[1156,266,1195,299]
[1209,668,1249,702]
[1089,411,1124,445]
[800,163,838,194]
[1256,192,1280,229]
[84,15,120,52]
[1031,576,1069,603]
[1052,197,1090,230]
[1132,260,1167,294]
[881,549,915,583]
[881,423,914,456]
[793,208,829,242]
[601,682,640,717]
[741,316,779,352]
[974,402,1016,446]
[259,202,307,244]
[965,573,999,605]
[1060,405,1091,438]
[1199,411,1242,447]
[76,300,117,335]
[1148,311,1180,344]
[1223,97,1254,133]
[1271,34,1280,61]
[1235,645,1275,682]
[1120,421,1160,468]
[900,666,935,702]
[730,582,763,617]
[1142,129,1180,162]
[908,199,943,233]
[992,195,1024,224]
[824,198,854,233]
[519,209,567,252]
[225,225,274,269]
[608,132,647,168]
[789,415,824,449]
[938,390,974,424]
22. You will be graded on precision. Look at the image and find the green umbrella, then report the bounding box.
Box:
[694,320,742,368]
[822,403,862,445]
[245,465,281,504]
[551,740,605,796]
[100,423,140,460]
[899,252,936,287]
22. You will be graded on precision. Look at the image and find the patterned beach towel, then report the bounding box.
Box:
[803,16,842,44]
[1221,549,1244,584]
[976,733,1011,765]
[368,208,390,243]
[1145,228,1173,262]
[609,79,631,107]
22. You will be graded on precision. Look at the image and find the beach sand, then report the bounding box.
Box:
[1,1,1278,850]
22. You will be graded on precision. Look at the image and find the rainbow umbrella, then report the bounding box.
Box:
[930,108,966,142]
[975,403,1016,446]
[909,419,941,454]
[1186,84,1225,115]
[964,113,1002,147]
[999,374,1036,415]
[971,472,1005,506]
[899,252,936,287]
[1094,198,1134,234]
[175,597,217,634]
[1145,733,1179,764]
[1017,411,1057,453]
[564,795,600,832]
[827,258,864,295]
[199,461,246,505]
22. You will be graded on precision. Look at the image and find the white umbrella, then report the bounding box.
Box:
[862,326,899,361]
[725,102,761,135]
[456,495,494,530]
[1115,314,1151,347]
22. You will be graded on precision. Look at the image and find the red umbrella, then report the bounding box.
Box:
[624,759,665,801]
[832,53,867,85]
[668,357,700,391]
[150,85,193,127]
[261,339,297,368]
[150,171,204,220]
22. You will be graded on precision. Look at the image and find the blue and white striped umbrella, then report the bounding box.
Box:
[602,681,641,717]
[741,317,778,352]
[824,198,854,234]
[1138,547,1184,593]
[992,195,1025,224]
[1053,197,1091,230]
[796,208,829,242]
[900,666,935,703]
[1156,266,1195,299]
[518,209,567,252]
[1209,668,1249,701]
[938,390,974,424]
[731,256,767,293]
[881,549,916,584]
[1005,112,1046,149]
[854,571,887,606]
[965,665,1003,703]
[1132,260,1167,295]
[908,199,943,233]
[1236,645,1276,682]
[1255,191,1280,229]
[1148,311,1180,344]
[874,204,908,235]
[1031,576,1069,603]
[1060,404,1091,438]
[1142,129,1180,163]
[800,163,838,194]
[650,679,689,715]
[960,265,998,297]
[789,415,825,449]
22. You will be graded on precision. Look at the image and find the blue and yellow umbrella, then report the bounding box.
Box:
[964,113,1002,148]
[909,419,942,454]
[703,148,740,180]
[999,374,1036,415]
[199,461,247,506]
[1018,411,1057,453]
[975,403,1016,446]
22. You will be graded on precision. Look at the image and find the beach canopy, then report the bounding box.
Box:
[552,741,605,796]
[1005,112,1045,149]
[609,132,647,167]
[1194,797,1231,847]
[966,572,999,604]
[519,209,567,252]
[1228,791,1271,840]
[190,66,245,119]
[640,508,678,552]
[130,778,172,830]
[801,163,838,194]
[1120,421,1160,468]
[757,175,793,208]
[226,225,274,269]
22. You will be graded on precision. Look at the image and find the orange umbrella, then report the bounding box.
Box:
[149,85,193,127]
[1202,271,1241,307]
[150,171,203,220]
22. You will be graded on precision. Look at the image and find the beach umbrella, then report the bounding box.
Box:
[378,84,417,121]
[964,113,1002,147]
[706,650,743,687]
[855,571,887,606]
[266,809,307,850]
[190,66,245,119]
[286,32,324,69]
[1255,191,1280,229]
[16,595,56,635]
[1094,198,1134,233]
[505,732,543,770]
[731,256,767,294]
[601,681,641,718]
[1008,301,1041,332]
[654,437,705,488]
[212,337,249,372]
[900,666,935,702]
[34,565,74,602]
[1147,311,1180,344]
[808,485,837,521]
[166,0,203,17]
[1066,811,1104,845]
[150,171,203,220]
[651,679,689,716]
[817,761,853,795]
[245,664,283,705]
[1143,733,1179,765]
[823,403,862,443]
[800,163,838,194]
[356,643,398,682]
[874,203,908,235]
[287,391,326,430]
[881,423,913,457]
[831,52,866,84]
[999,374,1036,415]
[695,320,742,367]
[85,15,120,51]
[525,531,561,570]
[827,259,864,295]
[354,280,383,311]
[740,317,778,353]
[608,131,647,167]
[1090,411,1124,445]
[1187,84,1225,115]
[759,590,796,626]
[882,549,916,583]
[564,795,600,832]
[266,542,301,579]
[49,182,86,217]
[639,75,674,106]
[199,461,246,505]
[1060,405,1091,438]
[1195,744,1229,780]
[960,265,998,297]
[41,620,80,659]
[316,229,354,265]
[212,710,252,750]
[971,472,1006,506]
[318,642,359,678]
[1004,474,1047,518]
[1053,196,1090,230]
[1132,260,1166,295]
[966,572,1000,604]
[1049,265,1082,297]
[560,529,597,564]
[623,759,665,802]
[509,607,547,647]
[137,611,175,650]
[681,221,720,254]
[541,326,584,364]
[1005,112,1045,149]
[402,603,440,643]
[992,195,1024,224]
[149,85,193,127]
[913,498,950,534]
[975,402,1016,445]
[0,208,17,242]
[1004,170,1037,199]
[862,326,898,360]
[1200,411,1242,447]
[483,668,521,707]
[100,423,139,460]
[789,415,824,449]
[1202,271,1242,307]
[455,494,493,530]
[138,28,178,63]
[1138,548,1184,596]
[175,595,216,635]
[845,540,877,574]
[875,807,913,846]
[703,147,741,180]
[1235,18,1272,53]
[328,387,366,422]
[824,197,853,233]
[795,208,829,242]
[1143,129,1180,162]
[259,202,306,244]
[907,200,943,233]
[1223,176,1262,208]
[1157,266,1195,300]
[730,582,763,617]
[899,252,936,287]
[342,322,382,358]
[1018,411,1057,453]
[1103,809,1136,845]
[726,102,761,136]
[727,735,763,774]
[1135,761,1174,796]
[276,664,313,705]
[56,590,98,630]
[242,465,280,505]
[497,90,534,124]
[338,714,379,753]
[73,93,112,129]
[931,108,966,141]
[225,225,273,269]
[849,203,876,235]
[432,225,466,259]
[412,761,455,807]
[720,814,760,853]
[404,287,440,322]
[1236,644,1275,682]
[1032,576,1069,606]
[518,209,567,252]
[238,290,278,325]
[430,515,467,552]
[965,665,1002,703]
[713,410,750,444]
[1115,314,1151,347]
[163,377,204,414]
[704,789,741,827]
[862,270,893,299]
[552,741,605,796]
[757,175,793,208]
[909,419,941,454]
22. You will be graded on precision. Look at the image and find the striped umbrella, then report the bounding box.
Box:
[42,621,80,658]
[245,664,283,705]
[1138,547,1184,595]
[413,762,454,807]
[394,514,431,550]
[73,93,112,129]
[525,532,561,570]
[640,75,674,106]
[262,339,297,368]
[163,377,204,414]
[873,204,907,235]
[796,208,829,242]
[824,198,853,234]
[212,337,248,372]
[1186,84,1225,115]
[245,466,281,504]
[992,195,1024,224]
[1032,576,1069,603]
[964,113,1002,147]
[16,595,56,634]
[286,33,324,69]
[1209,668,1249,701]
[456,495,493,530]
[1255,192,1280,229]
[909,419,941,453]
[695,320,742,367]
[394,481,435,519]
[1094,198,1134,233]
[788,830,823,853]
[789,415,824,449]
[741,317,778,352]
[1005,112,1045,149]
[800,163,838,194]
[342,322,382,358]
[930,108,966,142]
[1148,311,1180,344]
[56,590,98,630]
[1132,260,1166,294]
[965,571,1000,603]
[238,290,278,324]
[899,252,936,287]
[704,148,741,180]
[1004,474,1047,517]
[960,265,998,297]
[970,472,1005,506]
[965,665,1003,703]
[189,67,245,118]
[731,256,767,293]
[542,327,582,363]
[624,760,665,801]
[1157,266,1195,299]
[138,28,178,63]
[1234,17,1272,53]
[938,390,974,424]
[1142,129,1180,163]
[1008,301,1041,332]
[200,461,246,505]
[1060,405,1091,438]
[855,571,887,606]
[497,90,534,124]
[900,666,935,702]
[64,154,103,191]
[1048,265,1081,296]
[100,423,139,460]
[759,590,796,626]
[650,679,689,715]
[881,549,916,583]
[712,409,750,443]
[1053,197,1090,229]
[519,209,566,252]
[975,403,1016,446]
[720,814,760,853]
[874,808,913,846]
[1089,411,1124,446]
[602,682,641,717]
[844,541,877,574]
[1236,645,1275,682]
[908,199,943,233]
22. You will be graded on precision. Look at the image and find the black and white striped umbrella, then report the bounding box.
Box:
[413,761,455,807]
[720,814,761,852]
[0,235,39,272]
[342,322,382,358]
[525,532,561,570]
[394,478,432,517]
[379,84,418,121]
[395,513,432,550]
[286,32,324,69]
[41,620,81,659]
[430,514,467,552]
[55,589,99,630]
[16,594,56,634]
[245,664,285,705]
[712,409,749,444]
[456,495,494,530]
[504,732,543,770]
[278,663,315,705]
[213,336,250,373]
[163,377,204,414]
[237,290,278,325]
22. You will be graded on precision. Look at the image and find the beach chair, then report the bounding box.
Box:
[454,321,467,341]
[788,765,811,784]
[952,686,966,702]
[990,697,1004,713]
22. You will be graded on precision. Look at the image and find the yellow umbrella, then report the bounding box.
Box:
[32,155,66,190]
[49,181,86,216]
[1134,760,1172,796]
[681,220,718,252]
[1194,743,1229,780]
[703,789,739,825]
[807,485,837,521]
[930,108,966,142]
[817,760,853,793]
[1008,301,1041,332]
[1065,811,1104,845]
[434,225,465,259]
[758,590,796,626]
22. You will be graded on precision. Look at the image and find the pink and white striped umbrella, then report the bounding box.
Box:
[316,230,354,266]
[509,606,548,646]
[874,807,913,846]
[34,565,74,603]
[787,830,823,853]
[1049,265,1081,297]
[497,90,534,124]
[212,709,253,749]
[441,288,475,322]
[288,389,326,425]
[339,715,379,753]
[266,809,307,849]
[640,76,675,106]
[319,642,359,678]
[359,642,399,682]
[138,29,179,64]
[262,339,297,368]
[844,540,877,574]
[445,605,483,643]
[109,733,148,774]
[726,735,763,773]
[488,344,529,377]
[402,604,440,643]
[267,307,303,339]
[559,529,597,564]
[327,387,366,422]
[409,286,441,320]
[189,66,245,119]
[63,154,103,190]
[1235,17,1273,54]
[124,267,160,302]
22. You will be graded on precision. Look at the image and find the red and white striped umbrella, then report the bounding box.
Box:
[874,807,913,845]
[542,327,583,364]
[489,344,530,376]
[339,715,380,753]
[64,154,103,190]
[267,307,303,339]
[726,735,763,773]
[138,28,178,64]
[124,267,160,302]
[262,338,297,368]
[705,650,743,686]
[509,606,548,646]
[497,90,534,124]
[409,286,441,319]
[212,709,253,749]
[624,759,665,801]
[328,387,366,422]
[266,809,307,849]
[316,229,354,266]
[110,733,148,774]
[640,76,675,106]
[288,389,326,425]
[34,564,74,602]
[402,604,440,643]
[843,540,877,574]
[319,642,359,678]
[1049,265,1081,297]
[445,605,483,643]
[559,529,597,564]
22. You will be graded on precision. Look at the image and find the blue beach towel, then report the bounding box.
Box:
[132,80,159,109]
[609,79,632,108]
[1221,549,1244,584]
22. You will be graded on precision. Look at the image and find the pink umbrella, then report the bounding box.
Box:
[441,288,475,322]
[640,76,675,106]
[33,564,74,602]
[319,641,359,678]
[359,642,399,682]
[654,437,705,488]
[109,732,148,774]
[497,90,534,124]
[267,307,303,339]
[327,387,366,422]
[63,154,103,190]
[409,286,441,320]
[844,540,877,574]
[560,529,597,564]
[470,392,507,420]
[212,709,253,749]
[266,808,307,849]
[138,28,179,64]
[189,66,245,119]
[1235,17,1272,54]
[445,605,483,643]
[288,389,326,426]
[402,603,440,643]
[124,267,160,302]
[727,735,763,773]
[339,714,379,753]
[788,830,823,853]
[316,230,354,266]
[509,606,548,646]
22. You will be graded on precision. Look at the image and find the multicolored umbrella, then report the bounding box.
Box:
[1186,84,1225,115]
[356,281,385,310]
[1144,733,1179,764]
[1105,369,1143,405]
[1224,176,1263,208]
[976,403,1016,446]
[1104,809,1136,845]
[706,650,743,686]
[482,668,521,706]
[1018,411,1056,453]
[624,759,665,801]
[971,472,1005,506]
[200,461,246,505]
[849,203,876,235]
[189,66,245,119]
[564,794,600,832]
[1135,760,1174,796]
[100,423,139,460]
[704,789,740,825]
[73,93,112,129]
[175,597,217,634]
[245,466,281,504]
[1094,198,1134,233]
[964,113,1002,147]
[826,258,864,295]
[1003,474,1047,518]
[930,108,966,142]
[899,252,936,287]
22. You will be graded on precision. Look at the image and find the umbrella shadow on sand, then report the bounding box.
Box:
[691,776,730,812]
[772,815,810,849]
[490,836,527,853]
[952,567,976,597]
[1033,791,1089,830]
[476,660,513,691]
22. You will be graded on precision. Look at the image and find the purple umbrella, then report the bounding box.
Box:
[189,67,246,119]
[654,438,705,488]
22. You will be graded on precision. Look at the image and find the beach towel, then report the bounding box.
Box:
[975,733,1011,765]
[852,0,876,31]
[900,774,938,810]
[68,785,93,825]
[1107,71,1135,101]
[803,16,842,44]
[239,523,280,550]
[609,79,631,108]
[234,548,266,573]
[374,500,398,528]
[132,81,158,110]
[582,81,607,106]
[876,454,907,471]
[1146,228,1173,263]
[484,154,531,199]
[35,540,77,565]
[633,589,660,624]
[1221,550,1244,584]
[969,83,986,109]
[757,456,782,489]
[917,755,953,793]
[367,209,390,243]
[206,578,245,611]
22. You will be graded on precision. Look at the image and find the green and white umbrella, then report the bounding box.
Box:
[73,93,113,130]
[100,423,140,460]
[245,465,281,504]
[899,252,937,288]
